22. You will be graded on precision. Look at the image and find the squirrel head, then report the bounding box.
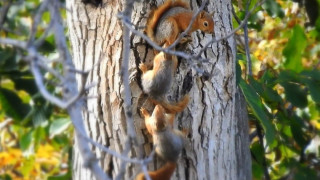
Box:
[197,11,214,34]
[152,105,167,131]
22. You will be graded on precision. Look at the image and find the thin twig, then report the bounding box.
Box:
[244,0,253,77]
[28,0,50,45]
[167,0,209,50]
[116,0,139,178]
[0,0,12,30]
[34,20,54,48]
[49,1,110,179]
[119,0,265,63]
[195,0,266,59]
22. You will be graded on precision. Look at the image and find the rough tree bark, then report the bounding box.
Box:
[67,0,251,179]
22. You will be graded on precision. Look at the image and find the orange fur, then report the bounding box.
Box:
[138,105,184,180]
[146,0,214,47]
[151,95,189,114]
[139,52,178,99]
[136,162,177,180]
[146,0,189,42]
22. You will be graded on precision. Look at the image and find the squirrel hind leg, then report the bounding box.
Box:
[139,63,148,74]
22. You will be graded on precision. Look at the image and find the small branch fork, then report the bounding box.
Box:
[118,0,265,65]
[0,0,265,179]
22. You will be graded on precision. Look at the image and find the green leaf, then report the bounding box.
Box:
[280,82,308,108]
[252,161,264,179]
[236,60,242,85]
[305,80,320,103]
[12,77,38,95]
[239,79,276,144]
[261,70,277,87]
[300,71,320,103]
[20,156,35,177]
[279,70,301,83]
[49,118,71,138]
[0,88,30,121]
[263,0,284,18]
[0,174,12,180]
[301,70,320,81]
[282,25,307,73]
[0,47,17,71]
[48,173,72,180]
[249,76,264,95]
[32,105,48,127]
[294,164,317,180]
[290,116,309,149]
[33,127,46,150]
[251,141,265,164]
[20,130,33,151]
[309,102,320,120]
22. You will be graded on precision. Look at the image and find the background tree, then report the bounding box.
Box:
[67,0,251,179]
[0,0,320,180]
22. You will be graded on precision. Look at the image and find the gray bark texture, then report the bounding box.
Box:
[67,0,252,179]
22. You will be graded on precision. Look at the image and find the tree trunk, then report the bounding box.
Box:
[67,0,251,179]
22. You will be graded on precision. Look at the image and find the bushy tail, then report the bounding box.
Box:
[146,0,189,42]
[136,162,177,180]
[151,95,189,114]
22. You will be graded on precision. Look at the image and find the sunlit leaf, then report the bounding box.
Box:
[49,118,71,138]
[20,130,33,151]
[283,25,307,73]
[240,79,276,144]
[19,156,35,177]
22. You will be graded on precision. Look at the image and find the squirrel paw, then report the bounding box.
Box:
[139,63,148,74]
[140,107,149,118]
[180,36,192,44]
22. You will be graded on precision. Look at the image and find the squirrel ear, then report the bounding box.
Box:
[209,12,214,17]
[199,11,205,18]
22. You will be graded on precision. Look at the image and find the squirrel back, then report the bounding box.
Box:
[146,0,214,47]
[141,105,184,161]
[140,52,176,98]
[146,0,189,43]
[138,105,184,180]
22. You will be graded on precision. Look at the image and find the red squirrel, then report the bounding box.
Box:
[137,105,185,180]
[139,51,189,114]
[146,0,214,47]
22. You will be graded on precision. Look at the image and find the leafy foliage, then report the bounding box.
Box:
[1,0,320,179]
[235,0,320,179]
[0,1,72,179]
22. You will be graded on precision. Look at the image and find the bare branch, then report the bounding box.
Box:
[0,38,27,49]
[73,119,155,165]
[244,0,253,76]
[0,0,12,29]
[34,20,54,48]
[232,1,253,77]
[121,0,138,140]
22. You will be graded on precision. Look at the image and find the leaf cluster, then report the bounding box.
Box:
[0,1,71,179]
[235,0,320,179]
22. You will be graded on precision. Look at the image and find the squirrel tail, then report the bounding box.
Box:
[136,162,177,180]
[146,0,189,42]
[151,95,189,114]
